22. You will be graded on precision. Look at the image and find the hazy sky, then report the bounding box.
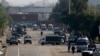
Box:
[2,0,100,6]
[6,0,58,6]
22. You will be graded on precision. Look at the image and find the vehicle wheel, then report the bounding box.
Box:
[77,50,81,52]
[24,42,26,44]
[18,41,20,43]
[16,43,18,45]
[10,43,12,45]
[56,43,59,45]
[41,43,45,45]
[30,42,32,44]
[51,43,55,45]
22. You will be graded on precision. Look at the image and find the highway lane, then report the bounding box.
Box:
[5,28,81,56]
[6,46,18,56]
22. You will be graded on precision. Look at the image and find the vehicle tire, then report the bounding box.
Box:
[24,42,26,44]
[10,43,12,45]
[77,50,81,52]
[51,43,55,45]
[16,43,18,45]
[30,42,32,44]
[54,32,56,35]
[41,43,45,45]
[18,41,20,43]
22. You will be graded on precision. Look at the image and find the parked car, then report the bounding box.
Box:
[24,35,32,44]
[10,37,18,45]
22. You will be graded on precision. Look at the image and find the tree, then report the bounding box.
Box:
[71,0,88,14]
[49,0,69,22]
[51,0,100,43]
[0,4,10,36]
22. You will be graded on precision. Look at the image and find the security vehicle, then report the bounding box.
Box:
[41,24,47,30]
[24,35,32,44]
[48,24,54,30]
[10,37,18,45]
[54,27,62,35]
[76,36,90,52]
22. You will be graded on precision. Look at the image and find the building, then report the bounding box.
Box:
[7,6,53,20]
[9,13,38,26]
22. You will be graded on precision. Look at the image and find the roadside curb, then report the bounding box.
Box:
[0,45,7,56]
[3,46,7,56]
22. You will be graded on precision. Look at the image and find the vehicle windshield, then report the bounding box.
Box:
[42,26,46,28]
[76,41,88,45]
[33,24,37,26]
[48,26,53,28]
[69,37,76,40]
[87,48,93,51]
[54,28,60,31]
[11,38,17,40]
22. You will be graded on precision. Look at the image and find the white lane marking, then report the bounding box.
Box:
[18,45,20,56]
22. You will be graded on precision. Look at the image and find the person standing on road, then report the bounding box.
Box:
[71,44,75,54]
[40,31,43,37]
[68,42,71,52]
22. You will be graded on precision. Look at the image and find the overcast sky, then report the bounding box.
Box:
[6,0,58,6]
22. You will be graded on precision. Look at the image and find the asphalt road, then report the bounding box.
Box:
[5,28,82,56]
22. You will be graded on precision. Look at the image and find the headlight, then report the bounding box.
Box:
[89,52,93,54]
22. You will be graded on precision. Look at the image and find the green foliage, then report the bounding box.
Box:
[71,0,88,14]
[51,0,100,41]
[49,0,68,22]
[0,4,10,36]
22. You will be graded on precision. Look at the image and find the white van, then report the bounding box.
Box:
[41,24,47,30]
[33,24,38,30]
[76,36,90,52]
[48,24,54,30]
